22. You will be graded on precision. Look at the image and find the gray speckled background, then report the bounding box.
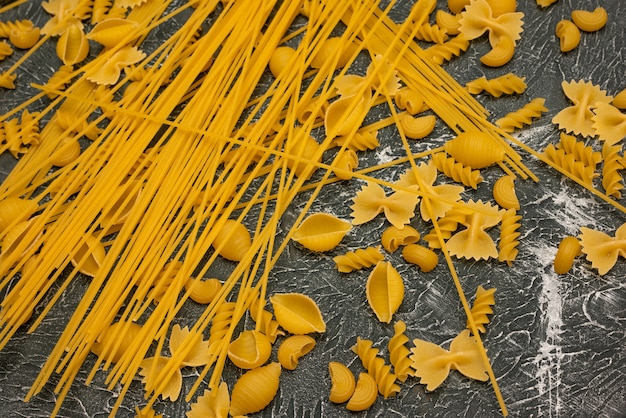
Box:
[0,1,625,417]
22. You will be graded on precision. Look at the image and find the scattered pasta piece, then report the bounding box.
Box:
[229,362,281,417]
[87,18,140,47]
[498,208,522,265]
[270,293,326,334]
[346,372,378,411]
[277,335,316,370]
[492,175,520,210]
[466,73,527,97]
[292,213,351,252]
[86,45,146,85]
[612,88,626,110]
[496,98,547,132]
[592,102,626,145]
[366,261,405,323]
[186,381,230,418]
[536,0,558,8]
[578,223,626,275]
[431,151,483,189]
[446,200,504,260]
[56,23,89,65]
[571,7,608,33]
[443,131,506,169]
[553,236,581,274]
[333,246,384,273]
[388,320,414,382]
[397,113,437,139]
[480,35,516,67]
[555,20,580,53]
[601,143,625,198]
[350,181,419,228]
[552,80,612,137]
[328,361,356,404]
[466,286,496,334]
[227,330,272,369]
[381,225,420,252]
[402,243,439,272]
[351,336,400,398]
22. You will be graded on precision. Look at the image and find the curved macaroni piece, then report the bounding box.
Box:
[212,219,252,261]
[292,213,351,253]
[436,10,461,35]
[186,381,230,418]
[388,321,414,382]
[601,143,625,199]
[414,23,448,44]
[42,64,74,99]
[277,335,316,370]
[554,236,581,274]
[91,320,143,363]
[227,330,273,369]
[381,225,420,252]
[446,200,504,261]
[480,35,516,67]
[552,80,612,138]
[87,18,140,48]
[423,205,471,249]
[346,372,378,411]
[270,292,326,334]
[402,244,439,272]
[466,286,496,334]
[351,336,400,398]
[555,20,580,53]
[332,148,358,180]
[492,175,520,210]
[398,114,437,139]
[184,277,222,304]
[394,88,426,115]
[592,102,626,146]
[443,131,506,169]
[56,24,90,66]
[578,224,626,276]
[496,98,548,132]
[426,33,470,65]
[328,361,356,404]
[556,133,601,168]
[466,73,527,97]
[333,246,384,273]
[410,330,488,391]
[331,129,380,151]
[571,7,608,32]
[366,261,404,323]
[498,208,521,265]
[350,181,419,228]
[543,143,598,186]
[431,151,482,189]
[229,362,281,416]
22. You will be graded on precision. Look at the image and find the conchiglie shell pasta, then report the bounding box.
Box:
[0,197,38,232]
[277,335,316,370]
[270,293,326,334]
[229,362,281,416]
[492,175,520,210]
[70,234,107,277]
[366,261,404,323]
[328,361,356,404]
[211,219,252,261]
[346,372,378,411]
[325,92,371,138]
[56,24,90,66]
[444,131,506,169]
[1,217,44,262]
[292,213,351,252]
[227,330,272,369]
[554,236,581,274]
[87,18,140,47]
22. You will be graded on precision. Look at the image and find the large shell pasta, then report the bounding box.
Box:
[227,330,272,369]
[87,18,140,47]
[328,361,356,404]
[277,335,316,370]
[211,219,252,261]
[365,261,404,323]
[229,362,281,416]
[292,213,351,252]
[270,293,326,334]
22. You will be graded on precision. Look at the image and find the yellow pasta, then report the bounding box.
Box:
[70,233,107,277]
[351,336,400,399]
[601,143,625,199]
[397,113,437,139]
[292,213,351,252]
[556,133,601,169]
[578,224,626,276]
[466,73,527,98]
[388,320,414,382]
[448,0,470,15]
[0,40,12,60]
[186,381,230,418]
[346,372,378,411]
[459,0,524,48]
[592,102,626,145]
[553,236,581,274]
[402,243,439,272]
[211,219,253,261]
[612,88,626,110]
[331,129,380,151]
[555,20,580,53]
[333,246,384,273]
[381,225,420,253]
[443,131,506,169]
[270,293,326,334]
[552,80,612,138]
[447,200,504,260]
[498,208,521,265]
[86,18,140,47]
[91,320,144,364]
[414,23,448,44]
[425,33,471,65]
[332,148,359,180]
[277,335,316,370]
[431,151,482,189]
[85,45,146,85]
[350,181,419,228]
[328,361,356,404]
[543,143,598,186]
[184,277,222,304]
[480,35,516,67]
[56,23,89,66]
[536,0,558,8]
[435,10,461,35]
[249,296,285,343]
[365,261,405,323]
[492,175,520,210]
[496,98,548,132]
[466,285,496,334]
[571,7,608,33]
[423,206,470,249]
[0,19,40,49]
[227,330,273,369]
[229,362,281,417]
[0,196,38,233]
[325,92,371,138]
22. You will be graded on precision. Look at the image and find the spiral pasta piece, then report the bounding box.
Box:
[556,133,601,169]
[571,7,608,32]
[414,23,448,44]
[431,151,482,189]
[208,301,237,353]
[466,285,496,334]
[498,208,521,266]
[466,73,527,98]
[0,71,16,89]
[333,246,384,273]
[543,143,598,186]
[42,64,74,99]
[554,236,582,274]
[425,33,470,65]
[381,225,420,252]
[388,320,414,382]
[495,98,548,132]
[601,143,625,199]
[423,206,470,249]
[555,20,580,53]
[332,148,358,180]
[351,337,400,399]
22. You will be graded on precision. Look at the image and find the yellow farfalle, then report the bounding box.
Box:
[578,223,626,275]
[86,45,146,85]
[446,200,504,260]
[350,181,419,228]
[592,102,626,146]
[552,80,613,138]
[409,329,489,391]
[169,324,211,367]
[41,0,89,36]
[186,381,230,418]
[459,0,524,47]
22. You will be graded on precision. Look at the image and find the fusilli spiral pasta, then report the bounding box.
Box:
[425,34,470,65]
[351,337,400,399]
[466,73,527,98]
[498,208,521,265]
[466,285,496,334]
[431,151,482,189]
[601,143,624,198]
[495,98,547,132]
[543,143,598,186]
[414,23,448,44]
[333,246,384,273]
[388,320,414,382]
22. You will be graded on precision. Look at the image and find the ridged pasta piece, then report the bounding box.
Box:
[601,143,625,198]
[332,148,358,180]
[310,37,357,70]
[447,200,504,261]
[554,236,581,274]
[556,133,602,168]
[333,246,384,273]
[292,213,351,252]
[578,224,626,276]
[184,277,222,304]
[414,23,448,44]
[397,113,437,139]
[249,296,285,343]
[552,80,612,138]
[422,206,470,249]
[592,102,626,145]
[139,357,182,401]
[0,20,40,49]
[402,244,439,272]
[325,92,371,138]
[212,219,252,261]
[394,88,426,115]
[351,337,400,398]
[227,330,272,369]
[277,335,316,370]
[480,35,516,67]
[555,20,580,53]
[270,292,326,334]
[425,33,470,65]
[42,64,74,99]
[229,362,281,416]
[496,98,548,132]
[208,301,237,353]
[350,181,419,228]
[328,361,356,404]
[487,0,517,17]
[536,0,558,8]
[466,286,496,334]
[284,128,322,179]
[186,381,230,418]
[492,175,520,210]
[70,234,107,277]
[436,10,461,35]
[331,129,380,151]
[346,372,378,411]
[0,197,38,233]
[55,109,101,140]
[381,225,420,252]
[466,73,527,98]
[431,151,482,189]
[498,208,521,266]
[448,0,470,15]
[613,88,626,110]
[410,330,488,391]
[56,23,90,65]
[87,18,140,48]
[366,261,404,323]
[269,46,296,78]
[388,320,414,382]
[571,7,608,32]
[443,131,506,169]
[543,143,598,186]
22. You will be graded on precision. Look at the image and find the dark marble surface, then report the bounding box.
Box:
[0,1,625,417]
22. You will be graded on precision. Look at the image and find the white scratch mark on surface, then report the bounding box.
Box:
[376,145,395,164]
[532,243,564,418]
